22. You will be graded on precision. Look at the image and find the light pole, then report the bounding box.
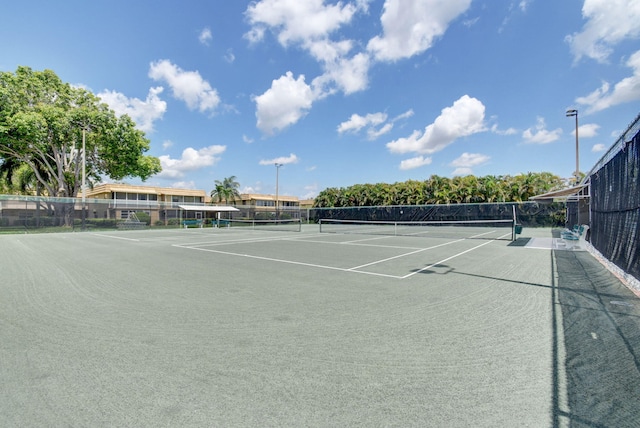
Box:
[566,109,579,183]
[275,163,282,220]
[81,128,87,230]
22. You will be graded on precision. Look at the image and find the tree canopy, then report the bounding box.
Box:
[313,173,564,207]
[210,176,241,204]
[0,66,161,198]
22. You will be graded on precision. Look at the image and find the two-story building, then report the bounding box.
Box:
[231,193,301,219]
[83,183,209,224]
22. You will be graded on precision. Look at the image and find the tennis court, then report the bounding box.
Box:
[1,224,639,426]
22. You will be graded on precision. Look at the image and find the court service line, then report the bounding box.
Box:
[347,239,465,271]
[175,233,323,248]
[292,238,426,251]
[401,239,496,279]
[171,244,404,279]
[90,233,140,242]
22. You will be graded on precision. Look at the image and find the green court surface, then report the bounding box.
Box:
[1,225,639,427]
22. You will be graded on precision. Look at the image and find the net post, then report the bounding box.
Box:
[511,205,517,241]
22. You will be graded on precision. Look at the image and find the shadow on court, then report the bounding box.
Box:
[409,245,640,427]
[552,249,640,427]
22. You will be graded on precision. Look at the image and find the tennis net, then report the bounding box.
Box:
[318,218,515,240]
[223,218,302,232]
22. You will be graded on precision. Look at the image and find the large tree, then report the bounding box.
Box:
[0,66,161,201]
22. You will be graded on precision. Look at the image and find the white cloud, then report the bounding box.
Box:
[157,145,226,179]
[259,153,299,165]
[242,134,254,144]
[452,167,473,176]
[338,109,413,140]
[399,155,432,170]
[241,182,262,194]
[500,0,531,33]
[394,109,415,121]
[576,123,600,138]
[522,117,562,144]
[224,49,236,63]
[172,181,196,190]
[337,112,387,134]
[245,0,371,107]
[244,0,361,47]
[162,140,173,150]
[368,123,394,140]
[97,87,166,133]
[576,50,640,113]
[592,143,606,152]
[148,60,221,114]
[199,28,212,45]
[519,0,531,12]
[450,152,490,167]
[566,0,640,63]
[312,51,371,96]
[387,95,486,154]
[450,152,488,179]
[302,183,319,200]
[490,123,518,135]
[253,72,314,135]
[367,0,472,61]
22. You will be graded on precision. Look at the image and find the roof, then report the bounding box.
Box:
[529,184,589,201]
[239,193,299,202]
[179,205,239,212]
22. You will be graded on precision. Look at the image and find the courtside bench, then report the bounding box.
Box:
[561,224,589,249]
[183,219,203,229]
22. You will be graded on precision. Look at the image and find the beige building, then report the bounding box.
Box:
[83,183,208,225]
[1,184,311,228]
[83,184,305,224]
[230,193,301,219]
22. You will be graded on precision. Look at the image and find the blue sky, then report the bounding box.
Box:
[2,0,639,199]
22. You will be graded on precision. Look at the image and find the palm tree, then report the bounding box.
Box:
[210,176,241,205]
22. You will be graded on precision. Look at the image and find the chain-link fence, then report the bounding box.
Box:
[0,195,302,232]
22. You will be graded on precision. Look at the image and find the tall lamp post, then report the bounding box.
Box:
[81,128,87,230]
[275,163,282,220]
[566,109,579,183]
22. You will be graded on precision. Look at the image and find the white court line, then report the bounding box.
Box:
[90,233,140,242]
[172,239,494,279]
[172,244,404,279]
[174,233,324,248]
[341,235,404,244]
[347,239,465,271]
[295,238,426,251]
[401,238,498,279]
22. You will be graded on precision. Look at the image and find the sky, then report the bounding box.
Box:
[2,0,640,199]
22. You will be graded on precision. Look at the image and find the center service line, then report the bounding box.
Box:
[347,239,465,271]
[402,239,496,279]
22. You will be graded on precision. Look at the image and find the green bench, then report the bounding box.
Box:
[183,219,203,229]
[561,224,589,249]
